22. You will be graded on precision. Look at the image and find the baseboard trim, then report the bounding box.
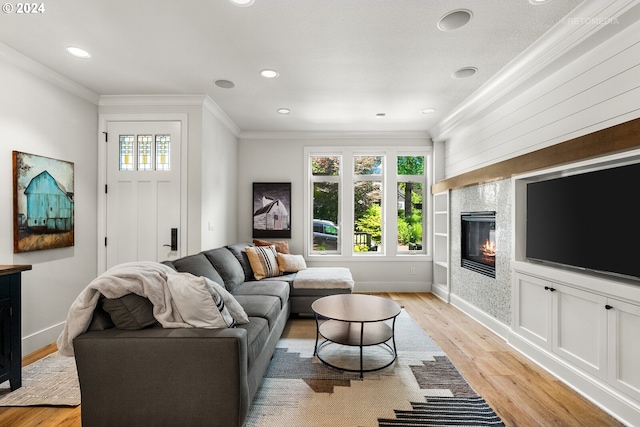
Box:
[430,284,450,303]
[355,282,431,293]
[22,321,65,356]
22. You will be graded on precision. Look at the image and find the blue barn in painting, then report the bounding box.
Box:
[24,170,74,232]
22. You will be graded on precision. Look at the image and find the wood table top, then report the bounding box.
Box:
[0,265,32,276]
[312,294,401,323]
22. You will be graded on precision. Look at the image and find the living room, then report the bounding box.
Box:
[1,0,640,425]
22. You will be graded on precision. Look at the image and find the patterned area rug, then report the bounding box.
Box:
[0,352,79,406]
[243,311,504,427]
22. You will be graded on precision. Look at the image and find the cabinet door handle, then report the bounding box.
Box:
[544,286,556,292]
[605,304,613,310]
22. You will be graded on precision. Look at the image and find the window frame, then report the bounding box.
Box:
[304,146,431,260]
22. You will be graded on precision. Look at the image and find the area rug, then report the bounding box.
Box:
[243,311,504,427]
[0,351,79,406]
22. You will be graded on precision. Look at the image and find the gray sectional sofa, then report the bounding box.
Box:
[72,242,352,427]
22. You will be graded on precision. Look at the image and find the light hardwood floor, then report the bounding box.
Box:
[0,292,624,426]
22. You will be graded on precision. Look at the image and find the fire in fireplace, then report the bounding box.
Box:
[461,211,496,278]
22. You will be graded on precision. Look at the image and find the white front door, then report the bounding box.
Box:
[105,121,182,269]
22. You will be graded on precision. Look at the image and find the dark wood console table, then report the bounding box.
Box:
[0,265,31,391]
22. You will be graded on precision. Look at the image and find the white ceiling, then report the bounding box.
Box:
[0,0,584,134]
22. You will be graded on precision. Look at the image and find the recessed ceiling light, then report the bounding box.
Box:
[230,0,255,6]
[437,9,473,31]
[260,69,279,78]
[277,108,290,114]
[529,0,550,4]
[421,108,436,114]
[452,67,478,79]
[65,46,91,59]
[214,79,235,89]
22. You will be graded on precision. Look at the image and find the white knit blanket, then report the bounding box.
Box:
[293,267,354,289]
[57,261,193,357]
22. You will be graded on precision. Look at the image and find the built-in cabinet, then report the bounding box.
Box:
[432,191,449,300]
[513,271,640,405]
[606,297,640,403]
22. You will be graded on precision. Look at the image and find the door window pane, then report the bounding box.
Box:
[119,135,134,171]
[138,135,153,171]
[156,135,170,171]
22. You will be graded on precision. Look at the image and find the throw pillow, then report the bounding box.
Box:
[277,253,307,273]
[101,293,158,330]
[204,277,249,325]
[252,239,290,254]
[245,245,281,280]
[166,273,235,328]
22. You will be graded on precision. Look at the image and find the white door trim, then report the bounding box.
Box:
[97,113,189,274]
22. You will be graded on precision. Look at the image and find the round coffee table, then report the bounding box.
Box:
[311,294,402,378]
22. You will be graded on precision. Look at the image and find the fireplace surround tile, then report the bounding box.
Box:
[450,179,512,325]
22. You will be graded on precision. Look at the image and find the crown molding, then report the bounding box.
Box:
[0,42,100,105]
[99,94,208,107]
[99,94,241,137]
[202,96,242,137]
[239,130,431,141]
[433,0,640,142]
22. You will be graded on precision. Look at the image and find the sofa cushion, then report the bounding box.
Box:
[236,317,269,370]
[261,272,296,284]
[232,281,290,309]
[245,245,280,280]
[226,243,255,282]
[87,301,116,331]
[277,253,307,273]
[252,239,290,254]
[202,247,246,292]
[233,295,280,330]
[170,253,225,287]
[101,293,158,330]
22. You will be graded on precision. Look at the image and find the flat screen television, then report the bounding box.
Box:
[526,162,640,281]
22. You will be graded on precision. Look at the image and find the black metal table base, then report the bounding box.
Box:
[313,316,398,378]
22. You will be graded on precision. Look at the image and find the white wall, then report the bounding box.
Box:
[0,56,99,355]
[200,103,240,249]
[237,134,432,292]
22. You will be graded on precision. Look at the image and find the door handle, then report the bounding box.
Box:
[163,228,178,251]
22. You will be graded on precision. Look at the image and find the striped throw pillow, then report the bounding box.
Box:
[245,245,281,280]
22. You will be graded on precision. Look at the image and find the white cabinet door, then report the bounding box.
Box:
[607,298,640,401]
[553,283,607,379]
[513,273,553,350]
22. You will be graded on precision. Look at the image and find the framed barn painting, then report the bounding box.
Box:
[13,151,75,253]
[252,182,291,238]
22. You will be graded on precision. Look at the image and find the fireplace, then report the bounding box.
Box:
[461,211,496,278]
